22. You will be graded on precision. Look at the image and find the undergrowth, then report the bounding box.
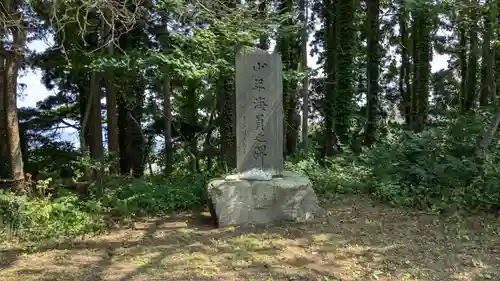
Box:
[0,174,209,243]
[1,111,500,243]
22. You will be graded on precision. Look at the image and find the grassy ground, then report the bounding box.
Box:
[1,196,499,281]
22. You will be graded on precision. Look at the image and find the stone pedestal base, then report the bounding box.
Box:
[207,171,318,227]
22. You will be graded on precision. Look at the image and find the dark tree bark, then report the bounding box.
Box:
[399,0,411,125]
[163,77,173,175]
[103,9,120,173]
[411,4,432,132]
[299,0,310,150]
[364,0,380,146]
[4,11,27,184]
[465,5,479,111]
[479,0,497,106]
[321,0,338,159]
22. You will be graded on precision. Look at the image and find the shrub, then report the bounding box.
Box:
[0,191,104,242]
[362,112,500,213]
[100,174,208,217]
[286,152,370,198]
[286,110,500,214]
[0,173,209,243]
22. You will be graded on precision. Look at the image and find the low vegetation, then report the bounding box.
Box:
[1,197,499,281]
[2,111,500,280]
[3,112,500,244]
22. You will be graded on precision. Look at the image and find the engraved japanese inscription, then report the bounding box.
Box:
[235,47,283,176]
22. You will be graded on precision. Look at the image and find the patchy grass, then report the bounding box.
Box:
[1,196,499,281]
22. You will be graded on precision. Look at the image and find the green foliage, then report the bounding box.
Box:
[6,108,500,244]
[290,110,500,214]
[364,111,500,213]
[0,174,208,243]
[0,191,104,242]
[286,153,370,198]
[100,174,208,217]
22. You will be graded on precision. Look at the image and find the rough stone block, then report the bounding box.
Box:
[207,171,318,227]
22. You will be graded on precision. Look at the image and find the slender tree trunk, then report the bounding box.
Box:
[88,70,104,182]
[0,39,8,179]
[465,5,478,111]
[80,90,93,154]
[299,0,309,150]
[458,21,468,109]
[118,97,128,174]
[163,77,173,175]
[480,0,497,106]
[129,89,146,177]
[411,6,431,132]
[276,0,300,157]
[399,1,411,125]
[321,0,337,159]
[496,26,500,105]
[410,15,419,129]
[186,81,199,173]
[104,9,120,173]
[364,0,380,146]
[4,20,27,184]
[118,88,146,178]
[258,0,269,50]
[335,0,356,142]
[218,77,236,170]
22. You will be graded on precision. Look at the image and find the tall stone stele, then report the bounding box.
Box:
[207,47,318,228]
[235,46,284,178]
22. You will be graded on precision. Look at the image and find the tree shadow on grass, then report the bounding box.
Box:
[0,247,20,269]
[0,196,499,281]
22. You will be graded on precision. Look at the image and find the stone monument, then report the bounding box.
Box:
[235,46,283,179]
[207,46,318,227]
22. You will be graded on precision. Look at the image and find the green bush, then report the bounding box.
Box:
[0,173,209,243]
[286,110,500,214]
[362,113,500,213]
[100,174,208,217]
[286,154,370,198]
[0,191,104,242]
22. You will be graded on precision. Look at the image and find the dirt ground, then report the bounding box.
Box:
[1,196,499,281]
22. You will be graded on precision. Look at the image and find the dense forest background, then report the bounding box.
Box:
[0,0,499,242]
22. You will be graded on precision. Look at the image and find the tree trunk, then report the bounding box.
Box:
[321,0,337,159]
[118,98,128,174]
[0,39,8,179]
[480,0,497,106]
[458,23,468,109]
[163,77,173,175]
[299,0,309,150]
[335,0,356,143]
[258,0,269,50]
[217,77,236,170]
[411,7,431,132]
[88,71,104,182]
[399,1,411,125]
[104,9,120,173]
[496,34,500,106]
[79,85,94,182]
[465,5,478,111]
[185,80,199,173]
[364,0,380,146]
[4,21,27,184]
